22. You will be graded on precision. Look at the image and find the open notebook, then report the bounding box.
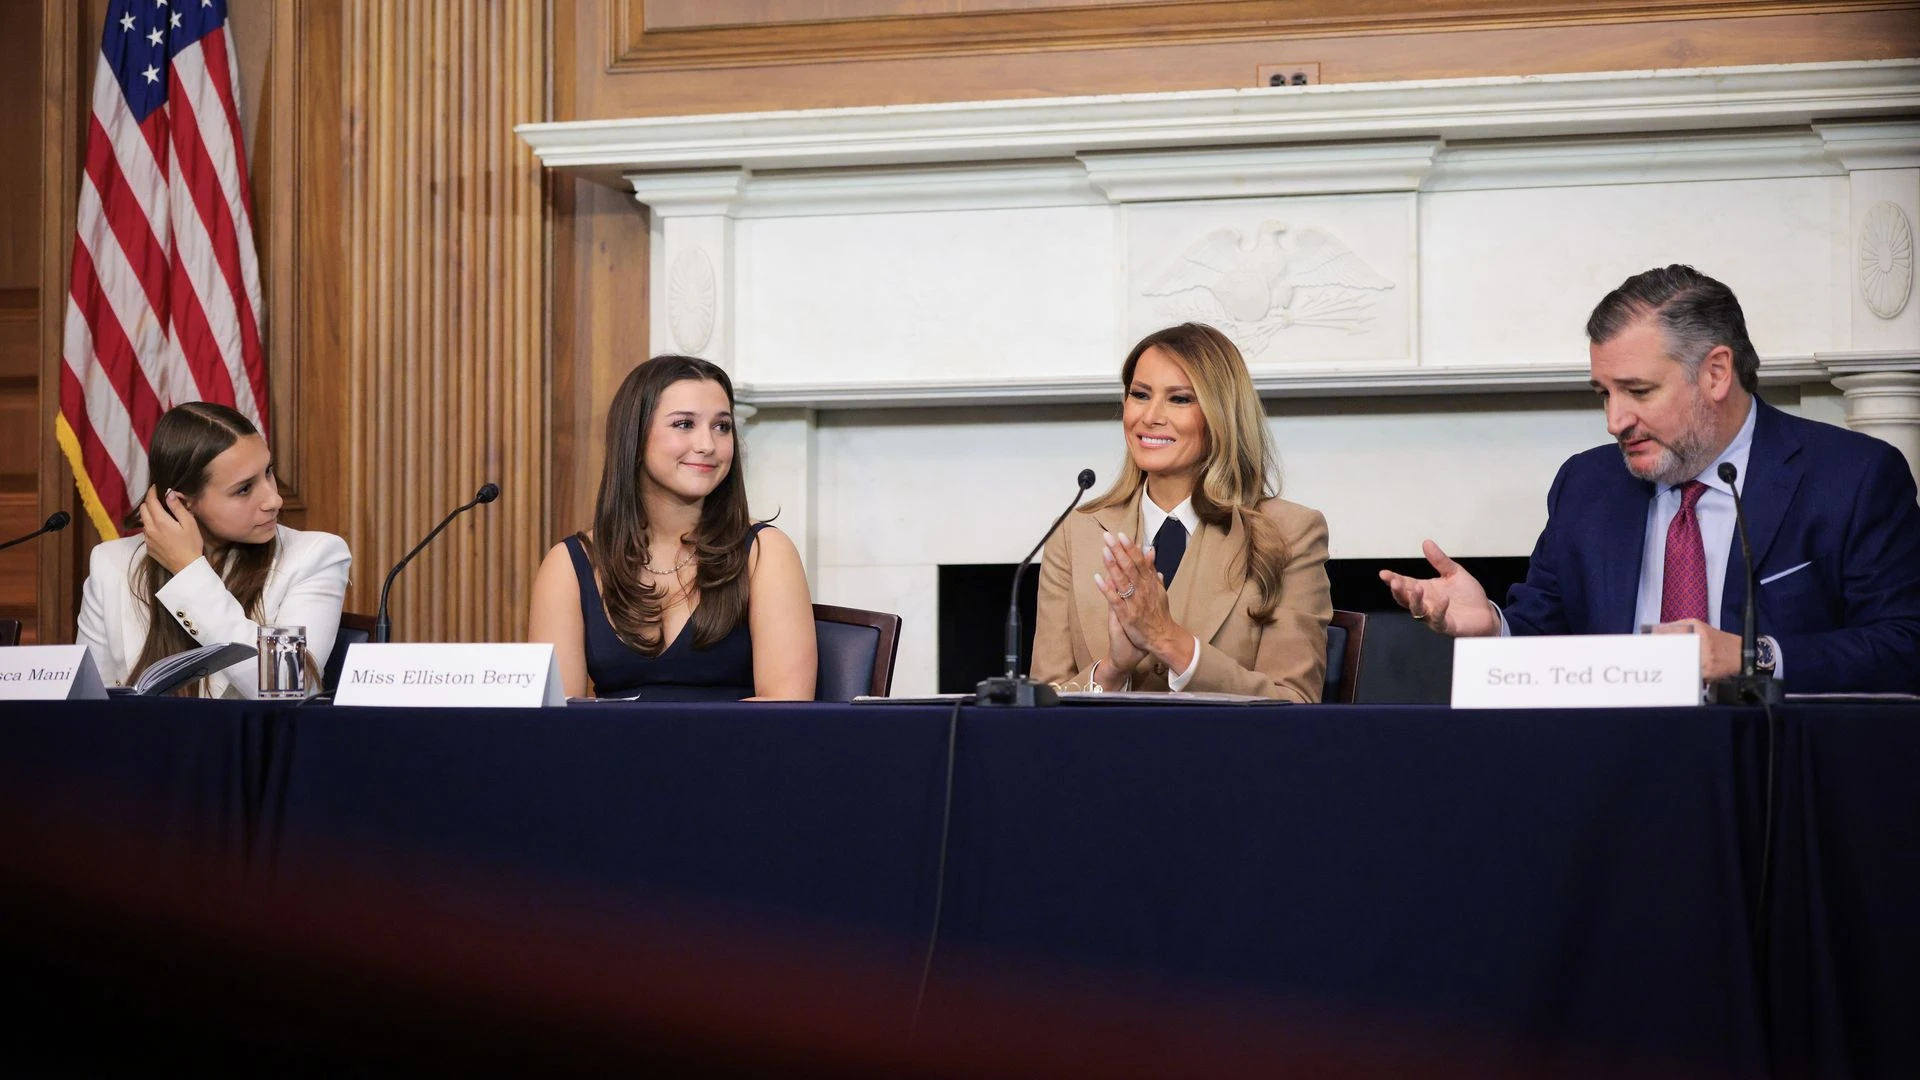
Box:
[114,642,257,697]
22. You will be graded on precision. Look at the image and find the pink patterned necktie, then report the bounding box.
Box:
[1661,480,1711,624]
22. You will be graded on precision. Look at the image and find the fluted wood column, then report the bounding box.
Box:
[341,0,548,642]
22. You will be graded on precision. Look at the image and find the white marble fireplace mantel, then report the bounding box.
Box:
[519,61,1919,410]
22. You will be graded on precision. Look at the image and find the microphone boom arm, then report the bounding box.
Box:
[373,484,500,644]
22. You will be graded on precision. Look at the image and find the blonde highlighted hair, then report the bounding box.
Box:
[1084,323,1290,620]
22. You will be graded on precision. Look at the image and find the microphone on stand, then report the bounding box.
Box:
[1709,462,1782,706]
[373,483,500,644]
[0,511,72,552]
[977,469,1095,707]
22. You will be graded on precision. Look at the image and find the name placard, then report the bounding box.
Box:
[0,645,109,701]
[333,643,563,708]
[1451,634,1701,709]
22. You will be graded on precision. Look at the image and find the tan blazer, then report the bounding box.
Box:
[1032,493,1332,703]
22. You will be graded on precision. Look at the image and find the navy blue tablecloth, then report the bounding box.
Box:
[928,705,1769,1075]
[253,701,1771,1073]
[0,695,278,883]
[259,700,958,1017]
[1769,704,1920,1079]
[3,697,1915,1075]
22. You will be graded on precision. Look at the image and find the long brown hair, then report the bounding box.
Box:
[1084,323,1291,620]
[128,402,277,692]
[582,355,753,654]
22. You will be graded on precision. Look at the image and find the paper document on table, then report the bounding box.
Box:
[1783,691,1920,702]
[1059,690,1282,705]
[853,693,972,704]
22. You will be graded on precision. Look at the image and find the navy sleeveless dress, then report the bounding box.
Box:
[563,525,766,701]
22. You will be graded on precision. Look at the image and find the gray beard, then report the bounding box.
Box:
[1621,395,1720,486]
[1624,436,1711,486]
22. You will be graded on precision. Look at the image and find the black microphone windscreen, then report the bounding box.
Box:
[1076,469,1095,490]
[475,483,501,504]
[1718,462,1738,484]
[44,511,72,531]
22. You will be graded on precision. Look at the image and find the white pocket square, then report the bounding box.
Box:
[1760,560,1813,586]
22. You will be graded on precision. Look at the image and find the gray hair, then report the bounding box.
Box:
[1585,265,1760,393]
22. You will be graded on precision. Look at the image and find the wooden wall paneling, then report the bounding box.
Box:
[342,0,549,643]
[0,2,43,288]
[569,0,1920,118]
[610,0,1917,70]
[1,1,43,637]
[547,176,650,555]
[292,0,348,545]
[35,0,90,646]
[640,0,1158,31]
[550,0,654,559]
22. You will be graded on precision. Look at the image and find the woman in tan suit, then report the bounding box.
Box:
[1032,323,1332,702]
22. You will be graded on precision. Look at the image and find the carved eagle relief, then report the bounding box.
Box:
[1144,220,1395,353]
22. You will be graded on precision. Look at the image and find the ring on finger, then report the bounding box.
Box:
[1117,584,1136,599]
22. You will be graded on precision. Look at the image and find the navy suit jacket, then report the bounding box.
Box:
[1503,398,1920,693]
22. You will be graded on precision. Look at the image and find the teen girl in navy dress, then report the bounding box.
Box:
[529,355,816,700]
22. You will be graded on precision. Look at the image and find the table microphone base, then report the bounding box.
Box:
[1709,674,1784,706]
[975,676,1060,707]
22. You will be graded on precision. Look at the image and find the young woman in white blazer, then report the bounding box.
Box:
[77,402,351,698]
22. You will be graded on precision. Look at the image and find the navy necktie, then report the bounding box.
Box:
[1153,516,1187,586]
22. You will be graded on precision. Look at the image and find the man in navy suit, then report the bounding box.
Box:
[1383,265,1920,693]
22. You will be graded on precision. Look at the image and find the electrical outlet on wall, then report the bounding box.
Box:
[1257,62,1321,88]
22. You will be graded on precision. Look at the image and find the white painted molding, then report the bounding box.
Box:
[1832,370,1920,483]
[1081,140,1442,202]
[1424,131,1843,192]
[1816,121,1920,172]
[1818,350,1920,376]
[720,162,1102,219]
[609,127,1885,219]
[519,61,1920,178]
[737,358,1835,410]
[623,169,749,217]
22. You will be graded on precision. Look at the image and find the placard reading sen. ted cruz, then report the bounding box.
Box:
[1451,634,1702,709]
[333,643,563,707]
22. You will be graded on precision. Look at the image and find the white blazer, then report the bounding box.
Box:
[76,525,352,698]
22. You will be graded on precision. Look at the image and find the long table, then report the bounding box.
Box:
[2,699,1913,1075]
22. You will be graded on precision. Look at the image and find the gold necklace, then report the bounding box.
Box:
[644,548,695,575]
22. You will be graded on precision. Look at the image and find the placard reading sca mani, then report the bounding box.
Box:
[0,645,108,701]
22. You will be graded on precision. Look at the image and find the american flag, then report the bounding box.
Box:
[56,0,267,539]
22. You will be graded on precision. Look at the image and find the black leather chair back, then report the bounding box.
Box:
[322,612,377,694]
[1324,622,1349,702]
[813,604,902,701]
[1322,610,1367,704]
[816,620,879,702]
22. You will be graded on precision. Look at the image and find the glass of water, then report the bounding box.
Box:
[258,624,311,699]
